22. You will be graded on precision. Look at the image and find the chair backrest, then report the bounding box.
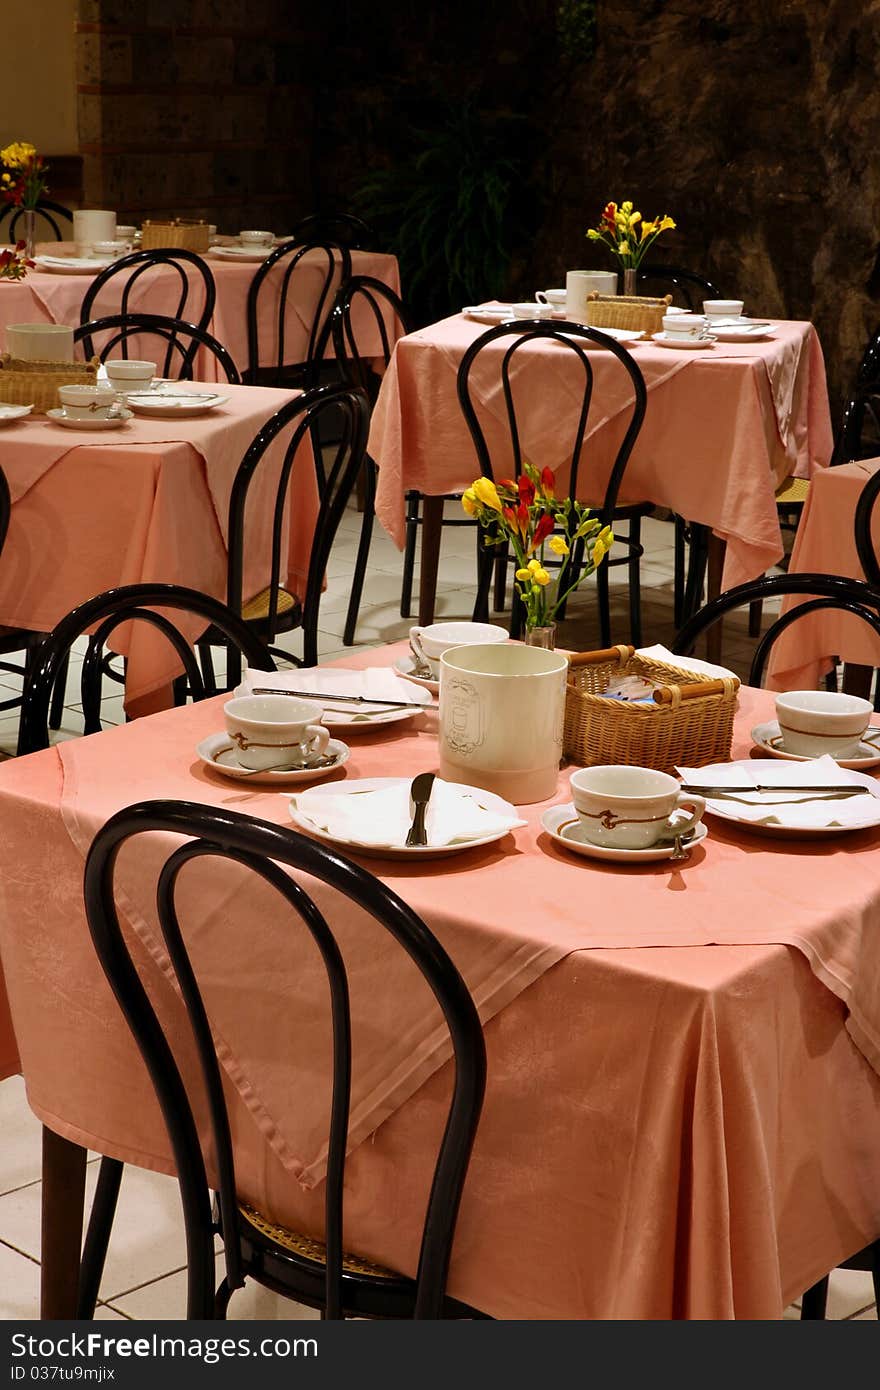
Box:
[83,798,486,1319]
[637,263,721,311]
[330,274,412,397]
[831,326,880,466]
[80,249,216,377]
[456,319,648,526]
[0,463,9,556]
[854,467,880,590]
[672,572,880,688]
[225,383,370,677]
[17,582,276,755]
[243,240,352,388]
[0,199,72,241]
[74,313,240,383]
[289,213,375,249]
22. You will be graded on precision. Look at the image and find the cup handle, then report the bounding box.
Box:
[664,794,705,840]
[535,291,550,304]
[409,626,427,664]
[303,724,330,758]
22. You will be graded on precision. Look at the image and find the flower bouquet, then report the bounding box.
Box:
[586,200,675,294]
[0,241,34,282]
[1,141,50,259]
[462,462,613,640]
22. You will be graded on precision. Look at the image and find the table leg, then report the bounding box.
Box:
[41,1126,87,1319]
[706,534,726,666]
[842,663,874,699]
[417,496,444,626]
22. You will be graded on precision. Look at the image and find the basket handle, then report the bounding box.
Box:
[568,644,635,668]
[653,677,740,707]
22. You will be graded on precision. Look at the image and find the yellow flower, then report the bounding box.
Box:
[1,174,10,185]
[461,487,478,516]
[527,558,542,575]
[658,215,676,231]
[1,141,36,170]
[515,567,531,582]
[547,535,569,556]
[639,219,655,241]
[472,477,502,512]
[621,200,633,212]
[532,567,551,586]
[630,211,641,225]
[586,228,600,240]
[618,240,630,255]
[597,525,614,546]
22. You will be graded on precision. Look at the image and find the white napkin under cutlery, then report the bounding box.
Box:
[676,757,880,829]
[240,665,433,711]
[292,779,526,848]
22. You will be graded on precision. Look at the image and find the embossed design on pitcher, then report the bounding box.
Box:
[442,675,485,756]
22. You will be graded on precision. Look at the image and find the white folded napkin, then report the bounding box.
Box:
[676,756,880,829]
[638,643,738,683]
[292,778,527,848]
[239,665,433,710]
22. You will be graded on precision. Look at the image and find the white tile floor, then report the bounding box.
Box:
[0,507,875,1319]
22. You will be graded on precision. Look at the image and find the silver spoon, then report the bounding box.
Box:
[227,752,339,776]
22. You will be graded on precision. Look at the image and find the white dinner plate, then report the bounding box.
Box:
[289,777,520,859]
[541,804,708,862]
[32,255,113,275]
[686,759,880,838]
[461,305,516,325]
[711,325,777,343]
[392,654,439,694]
[0,404,33,424]
[207,245,273,262]
[124,390,229,418]
[46,407,133,430]
[652,332,717,350]
[750,720,880,771]
[196,732,350,784]
[238,677,434,729]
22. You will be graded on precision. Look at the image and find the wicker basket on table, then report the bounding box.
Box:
[584,292,672,337]
[140,219,210,253]
[0,354,100,414]
[563,644,740,774]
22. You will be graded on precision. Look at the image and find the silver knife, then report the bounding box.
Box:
[405,772,435,847]
[680,782,869,797]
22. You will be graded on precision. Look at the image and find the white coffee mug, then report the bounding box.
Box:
[73,209,116,256]
[410,621,508,677]
[223,694,329,771]
[566,270,619,321]
[569,765,705,850]
[439,642,568,803]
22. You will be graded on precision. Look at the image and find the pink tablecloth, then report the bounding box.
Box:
[0,642,878,1318]
[0,385,318,705]
[369,314,834,591]
[767,459,880,689]
[2,247,402,377]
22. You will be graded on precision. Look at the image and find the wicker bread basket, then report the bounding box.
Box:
[563,644,739,774]
[0,354,101,414]
[585,292,672,337]
[140,219,210,253]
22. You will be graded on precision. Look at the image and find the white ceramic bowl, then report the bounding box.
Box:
[239,230,273,245]
[104,358,157,393]
[57,385,118,419]
[223,693,329,771]
[703,300,745,318]
[775,689,873,759]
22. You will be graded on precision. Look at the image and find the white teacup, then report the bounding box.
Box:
[409,621,508,678]
[569,765,706,850]
[661,313,711,340]
[104,358,157,394]
[512,301,554,320]
[115,224,137,241]
[775,690,873,760]
[223,694,330,771]
[703,299,745,318]
[57,385,119,419]
[536,289,566,308]
[239,229,273,246]
[92,240,130,259]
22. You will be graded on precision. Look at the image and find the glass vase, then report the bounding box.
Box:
[622,266,637,297]
[22,208,36,261]
[524,623,557,650]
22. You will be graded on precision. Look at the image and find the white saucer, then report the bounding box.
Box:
[653,332,717,350]
[208,245,272,262]
[196,732,350,784]
[711,325,776,343]
[392,654,439,694]
[750,720,880,771]
[124,390,228,418]
[541,804,708,862]
[0,404,33,424]
[289,777,519,859]
[46,407,133,430]
[33,255,113,275]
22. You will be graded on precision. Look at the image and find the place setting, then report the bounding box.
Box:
[394,619,509,692]
[208,229,276,262]
[235,661,435,727]
[196,693,351,784]
[751,688,880,771]
[46,383,133,430]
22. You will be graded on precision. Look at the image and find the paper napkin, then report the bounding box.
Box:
[291,778,527,848]
[240,665,433,710]
[675,756,880,829]
[638,643,738,683]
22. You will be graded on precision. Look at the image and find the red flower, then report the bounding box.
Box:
[540,467,555,499]
[601,201,617,231]
[529,512,555,552]
[517,474,535,506]
[497,477,517,495]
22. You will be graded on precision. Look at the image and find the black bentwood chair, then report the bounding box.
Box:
[0,199,72,242]
[289,213,376,249]
[855,465,880,592]
[16,583,276,757]
[636,263,722,311]
[81,800,488,1319]
[457,320,650,645]
[79,248,216,379]
[74,314,240,383]
[243,240,352,390]
[197,383,370,689]
[0,466,47,719]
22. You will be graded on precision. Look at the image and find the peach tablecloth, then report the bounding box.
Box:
[0,643,878,1318]
[369,314,834,591]
[767,459,880,690]
[1,247,402,376]
[0,385,318,706]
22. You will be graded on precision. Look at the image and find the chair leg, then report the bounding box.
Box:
[344,460,376,646]
[627,517,643,647]
[197,640,217,697]
[77,1157,124,1318]
[680,522,709,626]
[214,1274,234,1319]
[400,491,420,619]
[472,535,495,623]
[493,543,508,613]
[41,1127,87,1319]
[800,1276,829,1319]
[596,556,611,647]
[48,651,70,730]
[748,599,763,637]
[673,515,686,628]
[417,496,444,626]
